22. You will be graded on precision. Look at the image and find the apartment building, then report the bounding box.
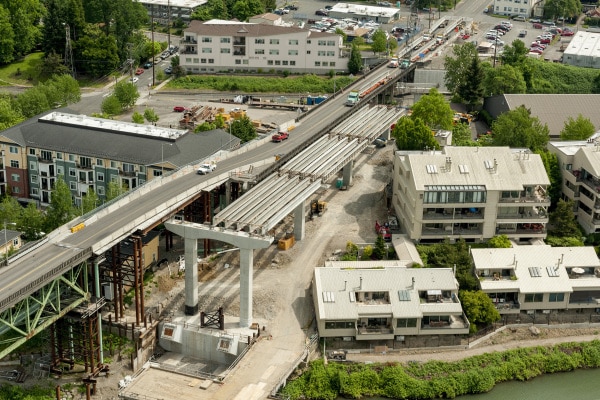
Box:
[139,0,205,24]
[0,110,239,206]
[471,245,600,319]
[392,146,551,243]
[313,262,469,344]
[492,0,542,18]
[180,20,346,74]
[548,136,600,233]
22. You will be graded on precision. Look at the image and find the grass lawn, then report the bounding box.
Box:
[0,52,45,86]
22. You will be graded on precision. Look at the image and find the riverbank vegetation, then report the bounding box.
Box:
[166,74,356,94]
[281,340,600,399]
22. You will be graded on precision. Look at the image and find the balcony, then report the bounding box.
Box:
[38,157,53,164]
[421,225,483,236]
[422,209,484,220]
[181,37,197,44]
[421,315,469,332]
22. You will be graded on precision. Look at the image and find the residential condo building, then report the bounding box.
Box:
[392,146,551,243]
[180,20,346,74]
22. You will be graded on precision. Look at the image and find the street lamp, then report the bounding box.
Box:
[161,143,173,176]
[4,221,16,264]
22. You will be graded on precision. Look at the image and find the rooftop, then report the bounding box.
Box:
[138,0,206,8]
[330,2,400,18]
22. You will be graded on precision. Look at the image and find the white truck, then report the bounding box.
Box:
[197,162,217,175]
[388,57,399,68]
[345,90,360,107]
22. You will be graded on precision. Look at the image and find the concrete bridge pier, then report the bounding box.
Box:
[165,221,272,326]
[184,237,198,315]
[293,201,305,241]
[342,160,354,187]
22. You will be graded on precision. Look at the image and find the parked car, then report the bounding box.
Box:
[160,51,171,59]
[143,61,153,69]
[519,30,527,37]
[532,23,543,29]
[173,106,186,112]
[512,15,527,21]
[164,66,172,74]
[529,48,544,54]
[530,18,541,23]
[135,68,144,75]
[283,4,298,10]
[153,57,162,65]
[488,38,505,46]
[494,25,510,32]
[315,9,328,16]
[197,163,216,175]
[561,30,574,36]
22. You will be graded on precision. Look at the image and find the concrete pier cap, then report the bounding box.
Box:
[165,220,273,327]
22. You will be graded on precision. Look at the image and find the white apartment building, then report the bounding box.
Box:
[392,146,551,243]
[313,263,469,344]
[472,245,600,319]
[492,0,541,18]
[180,20,346,74]
[548,136,600,233]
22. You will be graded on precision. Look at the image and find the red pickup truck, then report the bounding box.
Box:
[375,221,392,242]
[272,131,289,142]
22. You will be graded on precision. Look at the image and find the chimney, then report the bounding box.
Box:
[493,158,498,173]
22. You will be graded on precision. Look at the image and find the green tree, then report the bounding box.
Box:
[560,114,595,140]
[410,88,454,130]
[387,37,398,54]
[482,64,526,97]
[592,73,600,94]
[370,30,387,55]
[231,0,264,21]
[347,43,362,75]
[536,150,562,206]
[230,115,257,143]
[373,235,386,260]
[45,176,78,231]
[543,0,582,19]
[42,0,86,59]
[106,181,127,201]
[0,5,15,64]
[460,56,484,109]
[452,123,479,146]
[501,40,529,67]
[0,196,23,227]
[443,43,478,100]
[113,80,140,110]
[74,25,120,77]
[459,290,501,333]
[392,116,439,151]
[144,108,160,123]
[214,114,226,129]
[491,105,549,151]
[335,27,347,43]
[195,122,217,132]
[19,202,45,240]
[0,96,23,129]
[82,189,100,214]
[14,87,50,118]
[548,199,581,238]
[41,52,71,78]
[487,235,512,248]
[101,95,122,116]
[341,241,359,260]
[46,74,81,107]
[132,111,144,124]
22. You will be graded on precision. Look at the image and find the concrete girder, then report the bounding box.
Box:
[165,221,273,251]
[213,174,282,227]
[265,179,323,232]
[286,137,351,177]
[280,136,331,172]
[217,175,301,230]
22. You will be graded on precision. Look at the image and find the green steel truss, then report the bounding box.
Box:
[0,262,90,360]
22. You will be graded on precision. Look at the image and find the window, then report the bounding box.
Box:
[327,40,336,46]
[255,38,265,44]
[201,58,206,63]
[153,170,163,177]
[270,39,279,44]
[30,188,39,196]
[111,161,118,168]
[10,160,18,168]
[306,50,311,54]
[282,60,288,65]
[41,150,52,161]
[396,318,418,328]
[220,37,230,43]
[12,238,18,246]
[524,293,543,302]
[314,61,321,66]
[275,60,281,65]
[29,162,37,170]
[327,51,335,56]
[97,186,105,195]
[318,40,326,46]
[12,187,19,194]
[290,61,296,66]
[267,60,273,65]
[122,163,135,173]
[70,181,76,190]
[208,59,214,64]
[69,168,76,177]
[56,152,63,160]
[318,51,326,56]
[11,174,19,182]
[289,39,298,45]
[31,175,38,183]
[329,62,335,67]
[29,148,36,155]
[201,37,212,43]
[69,154,75,161]
[202,48,212,53]
[235,59,241,64]
[57,166,64,176]
[322,62,328,66]
[79,156,91,168]
[139,166,145,173]
[221,48,231,53]
[324,321,354,329]
[307,40,311,44]
[255,49,265,54]
[9,146,18,154]
[97,159,103,166]
[549,293,564,302]
[97,172,104,182]
[289,50,298,56]
[242,59,247,65]
[269,49,279,55]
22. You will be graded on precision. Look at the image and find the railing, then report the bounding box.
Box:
[269,333,318,399]
[422,212,483,220]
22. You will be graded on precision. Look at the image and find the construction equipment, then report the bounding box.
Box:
[375,220,392,241]
[310,200,327,217]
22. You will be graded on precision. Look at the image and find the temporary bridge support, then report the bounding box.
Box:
[165,221,272,327]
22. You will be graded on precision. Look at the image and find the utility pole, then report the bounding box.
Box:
[127,44,134,81]
[64,23,75,77]
[151,5,155,88]
[167,0,171,50]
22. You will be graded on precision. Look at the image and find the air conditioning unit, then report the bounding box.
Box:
[542,310,550,314]
[342,336,353,341]
[395,335,405,342]
[526,310,535,315]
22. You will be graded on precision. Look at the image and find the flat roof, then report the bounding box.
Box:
[472,245,600,294]
[330,2,400,18]
[138,0,206,8]
[563,31,600,58]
